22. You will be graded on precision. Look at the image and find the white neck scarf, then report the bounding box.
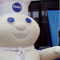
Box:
[0,45,34,60]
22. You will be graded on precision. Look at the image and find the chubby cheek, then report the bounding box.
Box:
[0,24,12,37]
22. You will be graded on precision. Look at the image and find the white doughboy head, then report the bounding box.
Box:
[0,14,40,48]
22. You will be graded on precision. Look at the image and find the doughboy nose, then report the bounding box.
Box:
[15,21,27,31]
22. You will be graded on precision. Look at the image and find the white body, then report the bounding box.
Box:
[0,49,40,60]
[0,47,60,60]
[0,14,60,60]
[0,0,60,60]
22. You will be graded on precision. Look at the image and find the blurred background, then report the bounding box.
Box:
[28,0,59,49]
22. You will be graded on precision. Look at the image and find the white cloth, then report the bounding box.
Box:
[0,45,34,60]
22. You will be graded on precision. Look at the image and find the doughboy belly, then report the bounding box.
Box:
[0,49,40,60]
[0,50,17,60]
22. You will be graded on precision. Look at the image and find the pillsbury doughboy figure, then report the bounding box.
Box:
[0,0,60,60]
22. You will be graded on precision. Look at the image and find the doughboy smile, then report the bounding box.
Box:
[12,31,29,39]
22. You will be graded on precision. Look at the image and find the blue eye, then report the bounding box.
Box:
[7,17,14,23]
[25,18,32,23]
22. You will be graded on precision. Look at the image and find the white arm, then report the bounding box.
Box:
[40,46,60,60]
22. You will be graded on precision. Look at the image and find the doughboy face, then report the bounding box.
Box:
[0,14,40,47]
